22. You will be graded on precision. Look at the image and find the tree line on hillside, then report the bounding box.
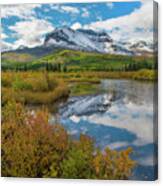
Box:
[2,62,68,72]
[2,59,157,72]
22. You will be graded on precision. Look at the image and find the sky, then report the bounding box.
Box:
[1,0,154,51]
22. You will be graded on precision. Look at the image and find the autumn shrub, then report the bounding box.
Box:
[2,101,136,179]
[1,101,69,177]
[92,147,135,179]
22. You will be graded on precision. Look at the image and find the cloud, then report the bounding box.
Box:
[50,4,79,14]
[71,22,82,30]
[1,40,14,52]
[49,4,60,11]
[81,8,90,17]
[1,4,41,19]
[70,115,80,123]
[61,6,79,14]
[85,1,153,42]
[86,100,154,146]
[1,32,8,39]
[108,141,130,150]
[106,2,114,9]
[9,18,54,48]
[137,154,156,166]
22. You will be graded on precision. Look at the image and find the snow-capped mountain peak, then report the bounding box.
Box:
[44,27,109,53]
[43,27,134,55]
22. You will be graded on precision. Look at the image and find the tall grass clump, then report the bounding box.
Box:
[2,71,70,105]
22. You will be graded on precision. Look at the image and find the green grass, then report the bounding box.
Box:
[70,83,101,96]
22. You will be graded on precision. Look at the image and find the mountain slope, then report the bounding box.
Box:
[1,52,35,63]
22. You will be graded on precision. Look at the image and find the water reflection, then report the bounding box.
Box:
[58,79,157,180]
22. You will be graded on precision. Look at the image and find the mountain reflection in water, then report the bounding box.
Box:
[58,79,157,180]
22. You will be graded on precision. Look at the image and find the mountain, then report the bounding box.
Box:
[119,40,154,56]
[44,27,133,55]
[2,27,154,57]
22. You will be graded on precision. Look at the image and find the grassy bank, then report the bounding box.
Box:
[61,70,157,81]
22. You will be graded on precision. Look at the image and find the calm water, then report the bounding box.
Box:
[55,79,157,180]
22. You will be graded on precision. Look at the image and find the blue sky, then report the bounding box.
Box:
[39,2,141,26]
[1,1,153,50]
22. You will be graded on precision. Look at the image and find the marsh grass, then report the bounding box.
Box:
[2,71,69,105]
[70,83,101,96]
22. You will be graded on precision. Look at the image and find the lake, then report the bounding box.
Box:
[52,79,158,180]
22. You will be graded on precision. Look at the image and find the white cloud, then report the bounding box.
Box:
[9,18,54,48]
[71,22,82,30]
[49,4,60,11]
[1,32,8,39]
[70,115,80,123]
[81,8,90,17]
[1,4,41,19]
[108,141,130,150]
[61,6,79,14]
[1,40,14,52]
[50,4,79,14]
[137,154,156,166]
[85,1,153,42]
[106,2,114,9]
